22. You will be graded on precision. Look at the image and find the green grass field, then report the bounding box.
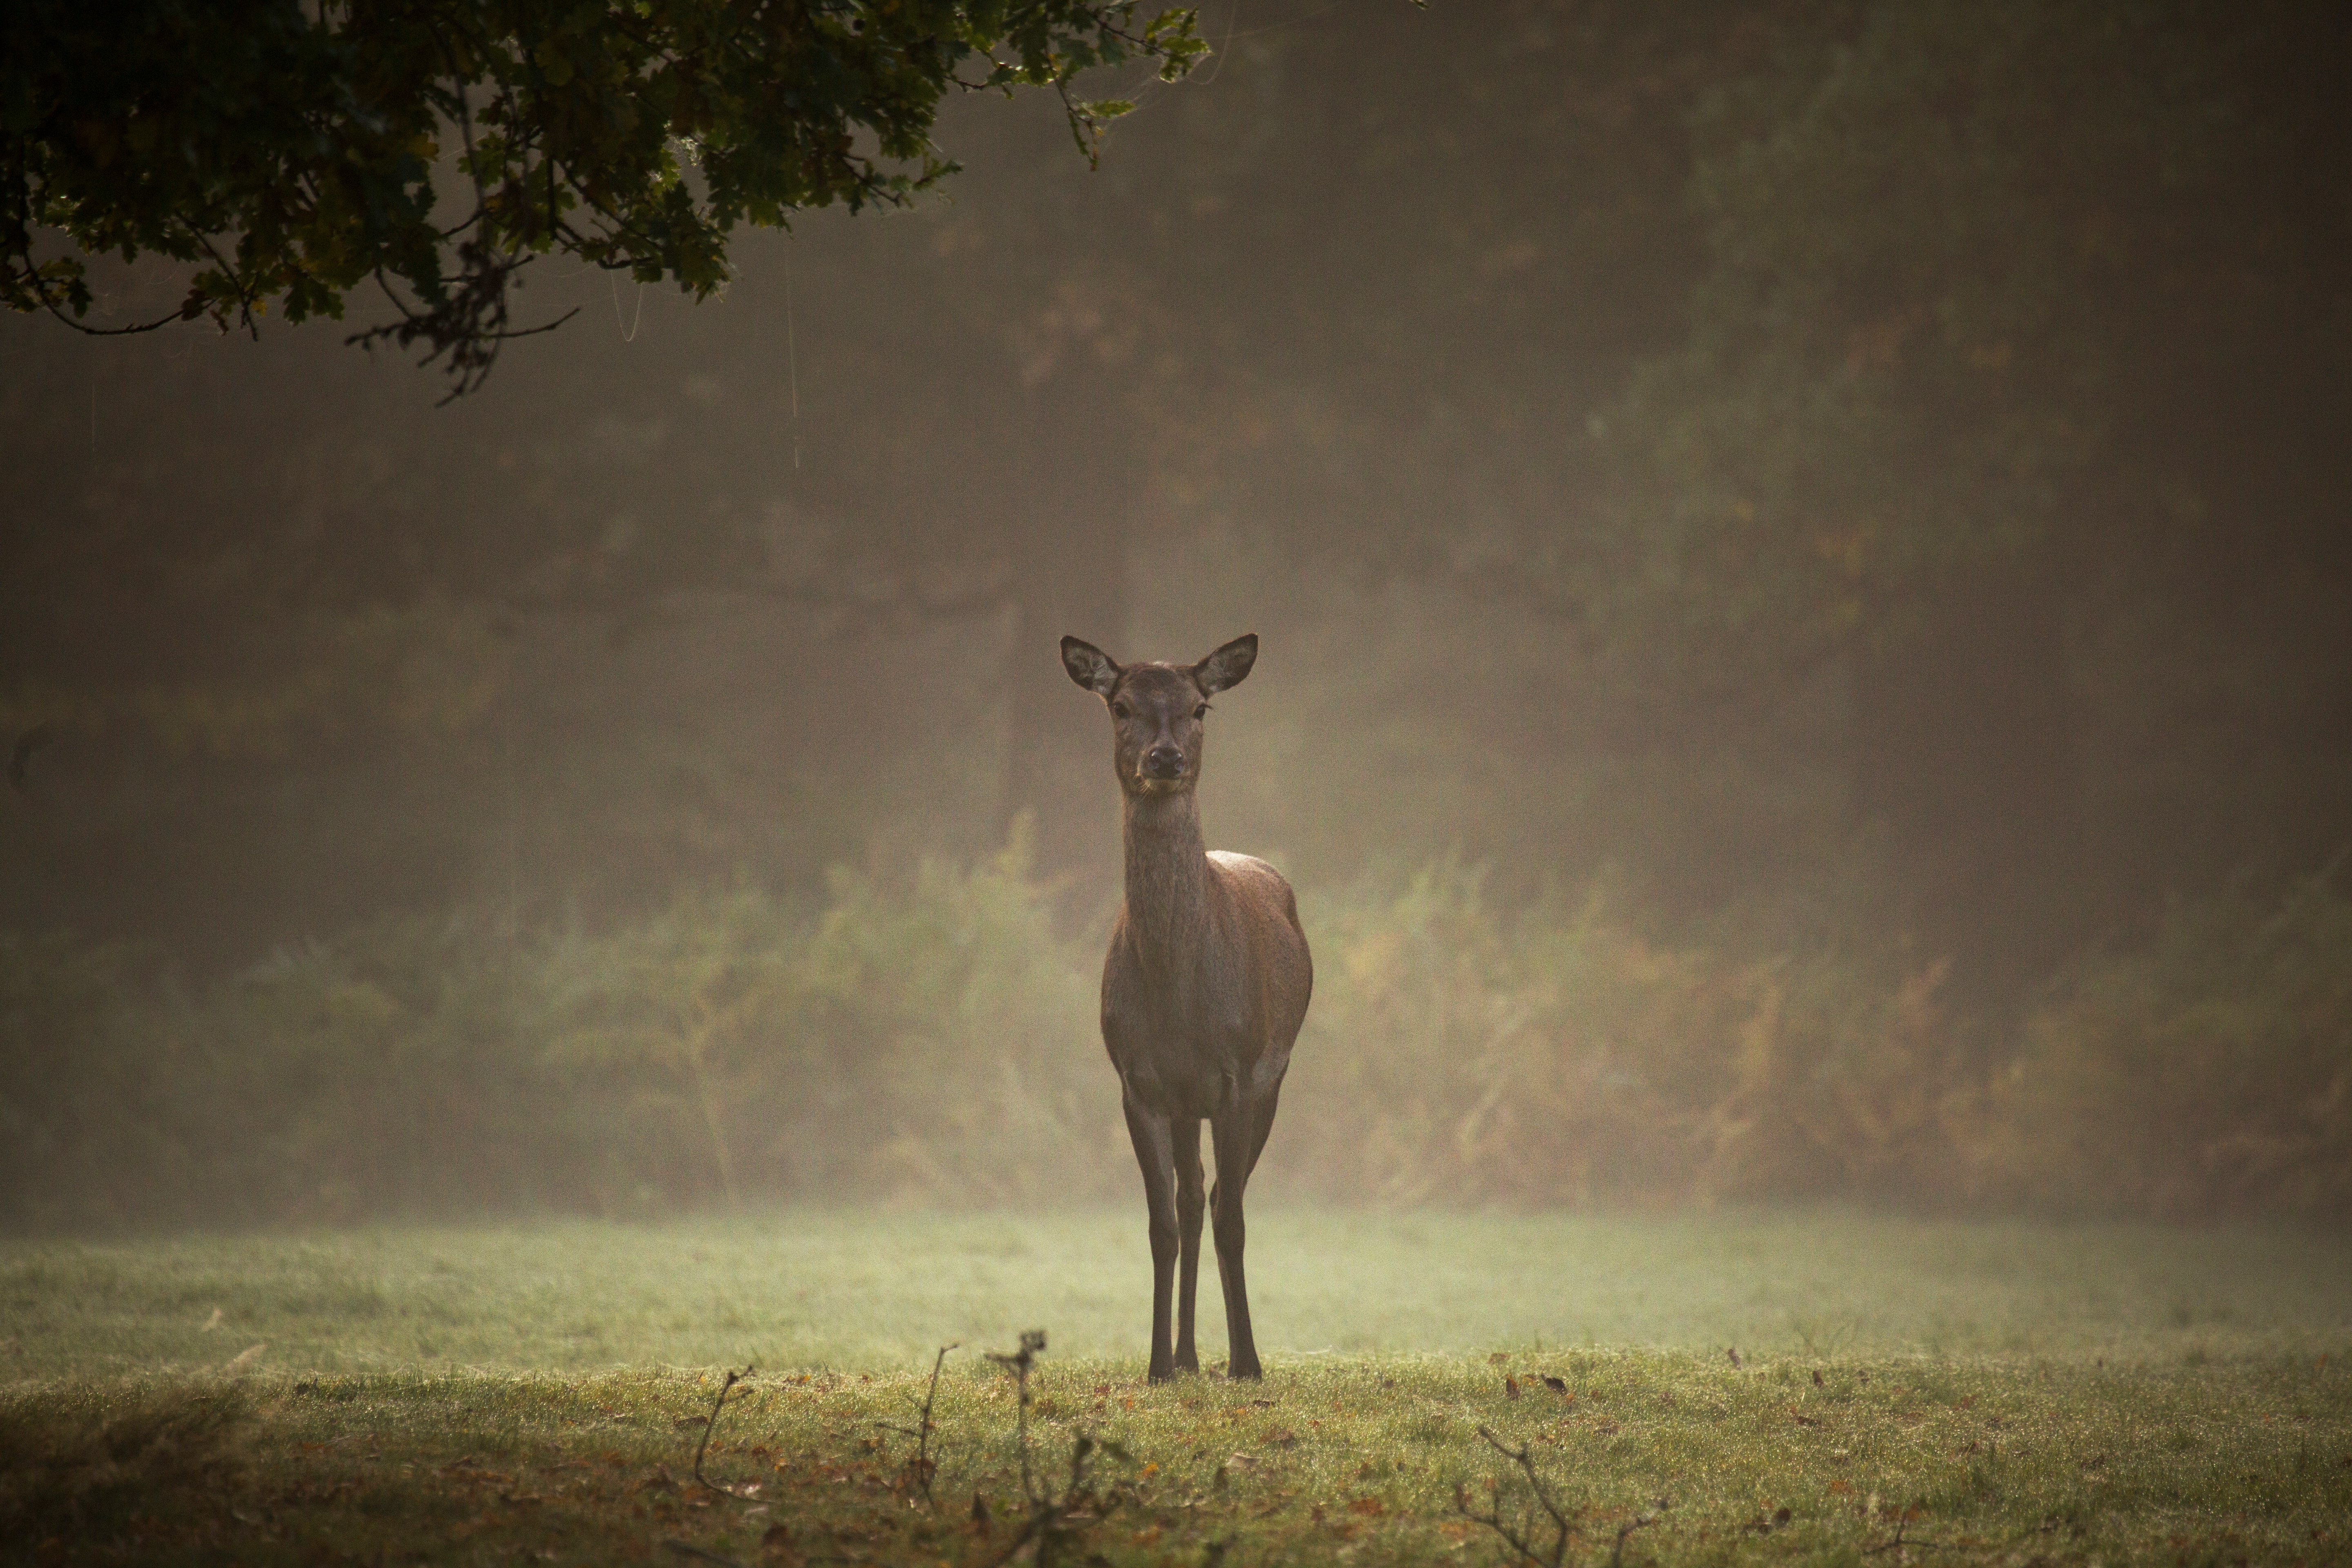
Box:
[5,1208,2350,1566]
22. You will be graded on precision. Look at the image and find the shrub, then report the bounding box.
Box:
[1271,858,1990,1209]
[0,933,185,1229]
[5,840,2346,1227]
[782,817,1124,1204]
[1997,869,2352,1221]
[539,816,1125,1209]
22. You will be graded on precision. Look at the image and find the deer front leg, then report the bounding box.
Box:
[1174,1118,1205,1374]
[1122,1095,1180,1383]
[1208,1110,1262,1381]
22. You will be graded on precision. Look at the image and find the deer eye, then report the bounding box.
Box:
[1112,702,1131,719]
[1194,704,1209,719]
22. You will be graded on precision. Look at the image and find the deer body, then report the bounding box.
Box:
[1063,633,1311,1383]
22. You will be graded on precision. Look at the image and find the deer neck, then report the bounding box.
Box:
[1122,789,1214,976]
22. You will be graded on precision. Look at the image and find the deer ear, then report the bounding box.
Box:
[1061,635,1122,696]
[1194,633,1258,694]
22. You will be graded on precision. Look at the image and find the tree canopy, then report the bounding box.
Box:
[1591,0,2350,694]
[2,0,1203,392]
[1560,0,2352,997]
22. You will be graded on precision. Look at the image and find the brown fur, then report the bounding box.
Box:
[1061,633,1312,1382]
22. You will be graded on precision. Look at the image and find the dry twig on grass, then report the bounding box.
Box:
[877,1341,958,1506]
[1457,1425,1574,1568]
[986,1330,1049,1499]
[982,1429,1128,1568]
[1455,1424,1656,1568]
[1862,1511,1957,1557]
[688,1364,758,1497]
[979,1330,1131,1568]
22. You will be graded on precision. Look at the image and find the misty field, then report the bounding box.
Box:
[5,1209,2351,1567]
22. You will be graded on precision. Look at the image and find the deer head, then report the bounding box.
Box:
[1062,633,1257,797]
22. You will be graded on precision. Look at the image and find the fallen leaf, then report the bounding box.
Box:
[1726,1347,1743,1369]
[1812,1370,1824,1387]
[1348,1497,1386,1517]
[1488,1352,1511,1365]
[1504,1375,1521,1400]
[223,1343,266,1374]
[200,1307,223,1334]
[1541,1376,1568,1394]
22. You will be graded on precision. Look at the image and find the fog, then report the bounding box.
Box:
[4,1,2349,1230]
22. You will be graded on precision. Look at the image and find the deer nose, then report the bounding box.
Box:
[1144,744,1185,778]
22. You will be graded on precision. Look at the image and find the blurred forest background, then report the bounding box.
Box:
[4,0,2349,1231]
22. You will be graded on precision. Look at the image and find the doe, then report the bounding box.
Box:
[1061,632,1312,1382]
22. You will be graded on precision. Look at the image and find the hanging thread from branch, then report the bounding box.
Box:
[610,273,645,341]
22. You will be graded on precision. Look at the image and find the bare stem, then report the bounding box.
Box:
[1457,1424,1659,1568]
[878,1341,959,1506]
[691,1364,754,1495]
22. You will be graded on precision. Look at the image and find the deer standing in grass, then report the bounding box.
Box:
[1061,633,1312,1383]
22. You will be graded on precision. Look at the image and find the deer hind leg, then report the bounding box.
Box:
[1207,1109,1263,1381]
[1123,1096,1180,1383]
[1244,1074,1285,1177]
[1174,1118,1205,1374]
